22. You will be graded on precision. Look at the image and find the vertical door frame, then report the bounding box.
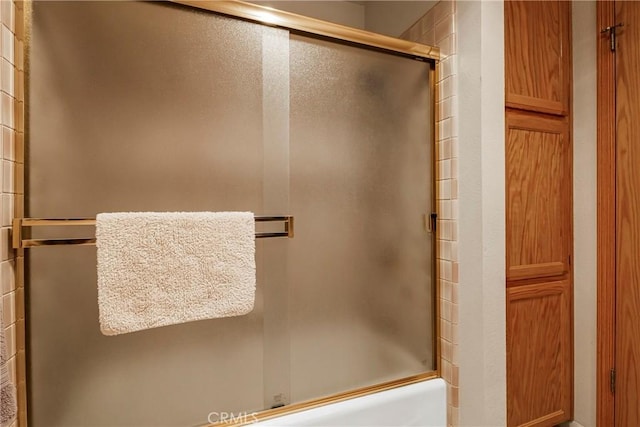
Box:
[596,1,616,425]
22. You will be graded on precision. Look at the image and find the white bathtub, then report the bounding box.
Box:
[254,378,447,427]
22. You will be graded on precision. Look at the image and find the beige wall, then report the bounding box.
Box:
[571,1,597,427]
[456,1,506,425]
[365,1,438,38]
[1,1,25,427]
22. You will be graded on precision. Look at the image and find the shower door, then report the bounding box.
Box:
[27,2,435,426]
[287,34,433,402]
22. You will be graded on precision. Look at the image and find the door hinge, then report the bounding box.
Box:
[610,368,616,394]
[601,23,624,52]
[568,255,571,266]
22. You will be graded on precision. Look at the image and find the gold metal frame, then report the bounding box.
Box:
[431,56,442,395]
[12,216,294,249]
[16,2,31,426]
[209,372,439,427]
[173,0,439,61]
[19,2,441,427]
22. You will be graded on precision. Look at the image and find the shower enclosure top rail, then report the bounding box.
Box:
[12,215,294,249]
[173,0,440,61]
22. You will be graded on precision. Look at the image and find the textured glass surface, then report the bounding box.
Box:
[29,2,268,426]
[288,34,434,402]
[28,2,433,425]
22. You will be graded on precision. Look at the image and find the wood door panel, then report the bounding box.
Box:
[596,2,616,424]
[615,2,640,426]
[505,0,570,115]
[506,111,570,282]
[506,280,572,427]
[505,2,573,425]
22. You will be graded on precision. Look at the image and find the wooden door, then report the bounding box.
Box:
[615,2,640,425]
[505,111,572,427]
[504,2,573,426]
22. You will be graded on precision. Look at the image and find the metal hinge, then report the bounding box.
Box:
[601,23,624,52]
[611,368,616,394]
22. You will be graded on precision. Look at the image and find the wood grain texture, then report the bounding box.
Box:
[506,280,572,427]
[505,2,573,425]
[505,0,571,116]
[508,262,566,282]
[596,1,616,425]
[615,2,640,426]
[506,111,570,282]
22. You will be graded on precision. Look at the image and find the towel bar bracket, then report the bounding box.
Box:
[255,215,294,239]
[12,215,294,249]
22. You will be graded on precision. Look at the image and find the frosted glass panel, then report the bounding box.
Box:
[29,2,269,426]
[288,34,433,402]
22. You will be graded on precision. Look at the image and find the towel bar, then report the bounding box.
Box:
[12,215,294,249]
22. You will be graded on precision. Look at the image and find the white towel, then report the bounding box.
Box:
[96,212,256,335]
[0,307,16,427]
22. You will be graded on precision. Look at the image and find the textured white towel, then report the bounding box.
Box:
[0,306,16,427]
[96,212,256,335]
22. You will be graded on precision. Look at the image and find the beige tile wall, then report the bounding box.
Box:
[2,1,25,426]
[401,2,459,426]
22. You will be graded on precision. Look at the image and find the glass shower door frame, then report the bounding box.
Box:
[19,1,441,426]
[175,0,440,62]
[168,1,442,425]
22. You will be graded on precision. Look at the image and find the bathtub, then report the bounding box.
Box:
[254,378,447,426]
